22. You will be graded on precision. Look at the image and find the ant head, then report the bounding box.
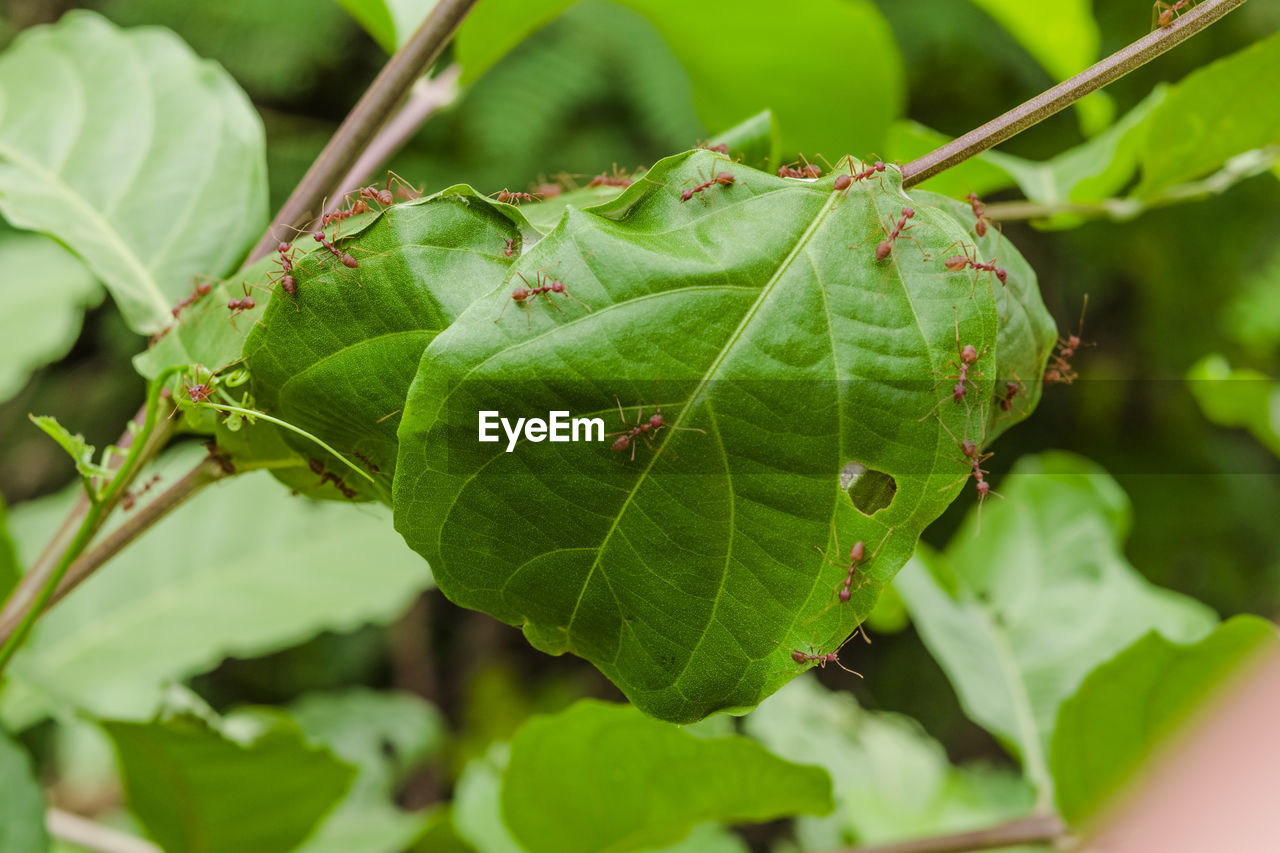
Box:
[551,281,565,293]
[976,480,991,497]
[996,268,1008,284]
[196,281,212,296]
[961,344,978,362]
[873,161,886,172]
[901,207,915,219]
[961,439,979,458]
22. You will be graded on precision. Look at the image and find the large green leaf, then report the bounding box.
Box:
[104,712,354,853]
[0,726,49,853]
[0,447,433,730]
[1187,355,1280,458]
[745,678,1040,851]
[290,689,447,853]
[1052,616,1279,825]
[394,150,1055,722]
[501,700,831,853]
[456,0,903,156]
[895,452,1218,796]
[0,230,101,404]
[0,11,267,333]
[336,0,440,53]
[244,189,529,501]
[1137,29,1280,196]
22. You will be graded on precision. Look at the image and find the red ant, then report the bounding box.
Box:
[494,266,592,326]
[492,189,537,205]
[1045,295,1092,385]
[170,279,213,319]
[351,451,380,475]
[1154,0,1196,28]
[267,242,303,298]
[696,141,730,155]
[121,474,163,511]
[833,157,886,194]
[781,631,864,677]
[943,243,1008,296]
[680,169,735,203]
[778,154,823,179]
[607,394,705,462]
[226,282,259,325]
[807,525,895,626]
[872,207,924,261]
[967,192,994,237]
[588,165,635,188]
[920,309,988,418]
[532,182,563,199]
[997,379,1023,412]
[309,458,358,499]
[936,418,999,508]
[502,237,519,258]
[311,229,359,270]
[185,377,216,404]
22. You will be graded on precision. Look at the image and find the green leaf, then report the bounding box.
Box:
[244,190,528,501]
[290,689,447,853]
[27,414,114,496]
[966,0,1110,135]
[336,0,440,53]
[454,744,525,853]
[456,0,904,156]
[0,726,50,853]
[1187,355,1280,458]
[884,121,1017,200]
[709,110,779,171]
[1137,29,1280,196]
[501,700,831,853]
[394,151,1056,722]
[0,230,101,404]
[0,446,434,730]
[0,496,18,602]
[745,678,1037,850]
[895,452,1218,796]
[0,10,267,333]
[1052,616,1280,825]
[104,712,354,853]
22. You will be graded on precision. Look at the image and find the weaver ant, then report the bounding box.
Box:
[967,192,994,237]
[501,237,520,258]
[607,392,706,462]
[997,379,1024,412]
[871,207,926,262]
[920,309,988,419]
[1045,295,1092,385]
[943,243,1008,297]
[588,164,635,188]
[491,189,537,205]
[170,279,214,319]
[805,525,895,627]
[1154,0,1197,28]
[494,264,592,327]
[696,140,730,155]
[121,475,163,511]
[226,283,261,326]
[833,157,886,195]
[779,630,865,677]
[936,418,999,509]
[266,242,303,298]
[778,154,823,179]
[680,168,735,203]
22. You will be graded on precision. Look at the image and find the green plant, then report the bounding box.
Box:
[0,0,1277,851]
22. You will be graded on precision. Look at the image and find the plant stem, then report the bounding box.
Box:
[0,374,177,670]
[46,454,231,609]
[248,0,482,262]
[902,0,1250,188]
[47,809,160,853]
[330,65,462,206]
[832,814,1067,853]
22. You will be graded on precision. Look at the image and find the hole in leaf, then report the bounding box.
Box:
[840,462,896,516]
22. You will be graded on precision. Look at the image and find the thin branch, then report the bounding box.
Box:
[902,0,1250,188]
[47,809,160,853]
[248,0,481,262]
[331,64,462,205]
[46,454,232,609]
[830,814,1068,853]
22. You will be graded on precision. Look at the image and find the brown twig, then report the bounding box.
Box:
[329,64,461,207]
[248,0,481,262]
[902,0,1250,188]
[829,814,1067,853]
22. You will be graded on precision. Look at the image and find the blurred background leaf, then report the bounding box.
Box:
[1051,616,1280,825]
[335,0,439,53]
[0,725,49,853]
[1188,355,1280,458]
[745,678,1041,851]
[0,230,101,405]
[104,710,354,853]
[0,496,17,602]
[0,445,434,730]
[895,452,1218,796]
[0,11,267,333]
